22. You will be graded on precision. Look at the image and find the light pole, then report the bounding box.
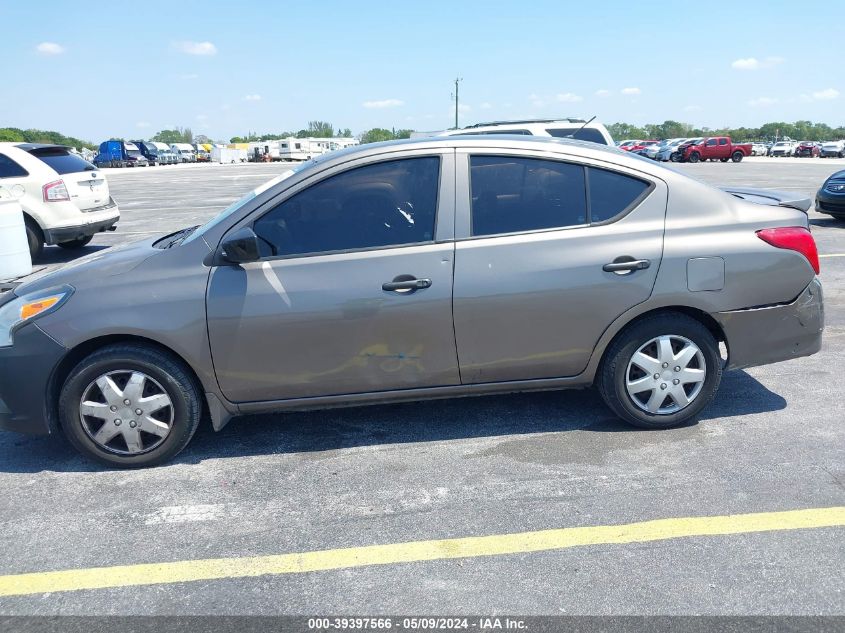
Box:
[451,77,463,129]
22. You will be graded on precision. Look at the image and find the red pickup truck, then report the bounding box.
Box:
[678,137,753,163]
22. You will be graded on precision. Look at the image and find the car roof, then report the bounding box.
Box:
[4,142,70,151]
[303,135,666,179]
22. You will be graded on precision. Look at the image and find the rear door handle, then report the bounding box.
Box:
[603,258,651,273]
[382,277,432,292]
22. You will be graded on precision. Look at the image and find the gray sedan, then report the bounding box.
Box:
[0,137,824,467]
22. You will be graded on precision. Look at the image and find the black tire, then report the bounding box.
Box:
[59,344,203,468]
[24,217,44,261]
[669,153,681,162]
[57,235,93,250]
[719,157,729,162]
[688,151,701,163]
[731,151,743,163]
[597,312,722,429]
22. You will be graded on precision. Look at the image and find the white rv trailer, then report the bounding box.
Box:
[211,146,247,164]
[276,137,360,161]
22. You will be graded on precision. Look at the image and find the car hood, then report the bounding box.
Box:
[10,237,163,296]
[721,186,812,212]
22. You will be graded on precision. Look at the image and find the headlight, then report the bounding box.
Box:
[0,285,73,347]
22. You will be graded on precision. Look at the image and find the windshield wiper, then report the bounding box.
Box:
[160,226,200,249]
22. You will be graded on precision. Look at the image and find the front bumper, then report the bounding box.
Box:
[816,191,845,217]
[714,279,824,371]
[0,323,67,436]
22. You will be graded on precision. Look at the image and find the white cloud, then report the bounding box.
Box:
[362,98,404,109]
[556,92,583,103]
[243,94,261,101]
[174,41,217,56]
[731,56,784,70]
[595,89,611,97]
[529,93,546,107]
[683,105,702,112]
[457,103,471,113]
[178,73,199,80]
[480,102,493,109]
[812,88,839,100]
[136,121,151,128]
[220,103,231,111]
[196,114,209,121]
[621,87,641,96]
[36,42,65,55]
[748,97,778,107]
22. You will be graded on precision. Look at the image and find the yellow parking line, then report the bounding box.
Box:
[0,506,842,597]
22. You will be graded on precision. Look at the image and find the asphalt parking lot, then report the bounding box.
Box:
[0,157,843,616]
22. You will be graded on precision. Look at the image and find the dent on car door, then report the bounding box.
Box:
[452,151,667,384]
[206,151,460,403]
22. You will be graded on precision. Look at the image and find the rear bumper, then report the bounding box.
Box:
[0,323,67,436]
[715,279,824,371]
[43,205,119,245]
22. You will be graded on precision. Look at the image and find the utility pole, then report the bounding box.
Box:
[451,77,463,129]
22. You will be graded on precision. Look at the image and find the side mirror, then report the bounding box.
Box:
[220,227,261,264]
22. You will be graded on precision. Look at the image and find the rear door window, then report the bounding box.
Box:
[469,156,587,236]
[588,167,651,222]
[26,147,95,174]
[0,153,29,178]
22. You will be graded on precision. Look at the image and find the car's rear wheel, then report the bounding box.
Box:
[59,344,202,468]
[597,312,722,429]
[731,151,743,162]
[57,235,93,250]
[24,217,44,261]
[688,151,701,163]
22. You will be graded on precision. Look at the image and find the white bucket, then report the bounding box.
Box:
[0,188,32,281]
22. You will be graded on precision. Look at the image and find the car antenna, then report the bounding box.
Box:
[567,115,596,139]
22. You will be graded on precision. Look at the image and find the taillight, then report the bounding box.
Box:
[42,179,69,202]
[756,227,820,274]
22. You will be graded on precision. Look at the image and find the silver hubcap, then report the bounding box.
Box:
[625,335,706,415]
[79,370,174,454]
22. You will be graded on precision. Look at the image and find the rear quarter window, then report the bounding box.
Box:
[588,167,651,222]
[27,148,95,175]
[0,153,29,178]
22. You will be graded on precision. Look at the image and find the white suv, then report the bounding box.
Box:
[438,118,615,145]
[0,143,119,260]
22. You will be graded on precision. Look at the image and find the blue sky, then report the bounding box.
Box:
[1,0,842,141]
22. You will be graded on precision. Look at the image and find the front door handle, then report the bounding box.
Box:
[382,276,432,292]
[603,258,651,273]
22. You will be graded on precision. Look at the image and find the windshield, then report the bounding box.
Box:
[127,150,142,157]
[183,167,306,244]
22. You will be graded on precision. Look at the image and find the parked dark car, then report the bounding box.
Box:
[816,169,845,219]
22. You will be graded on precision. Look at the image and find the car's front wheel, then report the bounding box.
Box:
[59,344,202,467]
[688,151,701,163]
[598,312,722,429]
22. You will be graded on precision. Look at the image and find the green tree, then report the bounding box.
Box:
[151,127,193,144]
[360,128,396,143]
[307,121,334,137]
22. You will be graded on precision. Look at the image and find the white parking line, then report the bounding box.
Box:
[820,254,845,258]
